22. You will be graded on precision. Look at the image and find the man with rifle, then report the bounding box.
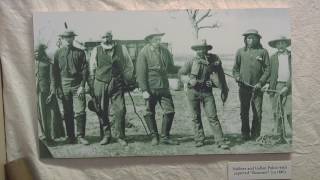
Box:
[89,31,134,146]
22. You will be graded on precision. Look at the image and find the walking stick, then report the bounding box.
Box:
[127,91,150,135]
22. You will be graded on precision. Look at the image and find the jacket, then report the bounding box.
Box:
[179,53,228,93]
[136,44,175,92]
[232,47,270,86]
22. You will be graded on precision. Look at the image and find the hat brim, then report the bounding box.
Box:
[243,33,262,38]
[144,33,165,41]
[268,39,291,48]
[59,33,78,37]
[191,45,213,51]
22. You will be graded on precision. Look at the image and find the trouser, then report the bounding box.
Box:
[38,91,53,140]
[144,89,175,139]
[271,82,292,136]
[239,85,263,138]
[61,80,86,138]
[50,96,66,138]
[187,88,224,143]
[38,91,66,140]
[94,79,126,139]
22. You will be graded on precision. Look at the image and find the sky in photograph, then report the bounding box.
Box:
[34,8,290,56]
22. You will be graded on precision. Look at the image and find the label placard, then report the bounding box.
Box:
[228,161,291,180]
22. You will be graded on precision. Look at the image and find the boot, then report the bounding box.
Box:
[160,113,179,145]
[100,125,111,145]
[78,136,89,145]
[151,135,159,146]
[144,114,159,139]
[76,114,87,138]
[117,138,128,146]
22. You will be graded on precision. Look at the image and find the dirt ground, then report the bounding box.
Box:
[46,75,292,158]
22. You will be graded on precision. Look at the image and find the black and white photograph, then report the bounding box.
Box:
[33,8,292,158]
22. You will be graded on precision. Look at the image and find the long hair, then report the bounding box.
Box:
[244,35,263,51]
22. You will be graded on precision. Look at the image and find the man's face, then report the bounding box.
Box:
[104,35,113,44]
[196,48,207,57]
[63,36,75,46]
[275,41,288,52]
[150,36,162,47]
[246,34,259,48]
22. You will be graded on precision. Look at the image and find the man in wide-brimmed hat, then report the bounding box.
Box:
[136,30,179,146]
[89,31,134,146]
[232,29,270,141]
[51,30,89,145]
[262,36,292,141]
[179,40,229,148]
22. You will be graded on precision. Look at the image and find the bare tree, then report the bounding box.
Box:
[186,9,220,40]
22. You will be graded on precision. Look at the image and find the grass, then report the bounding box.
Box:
[45,76,292,158]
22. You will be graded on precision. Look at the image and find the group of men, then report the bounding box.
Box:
[35,28,292,149]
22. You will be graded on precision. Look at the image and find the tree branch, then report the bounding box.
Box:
[196,10,212,25]
[198,23,220,30]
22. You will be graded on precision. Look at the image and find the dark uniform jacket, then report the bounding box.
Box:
[136,44,175,92]
[52,45,87,88]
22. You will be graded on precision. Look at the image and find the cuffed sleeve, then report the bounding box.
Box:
[178,60,193,75]
[258,49,271,85]
[232,49,241,80]
[136,49,148,91]
[121,45,134,82]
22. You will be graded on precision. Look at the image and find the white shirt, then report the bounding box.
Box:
[277,53,290,82]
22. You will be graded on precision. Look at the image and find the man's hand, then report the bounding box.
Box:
[206,81,213,88]
[235,76,240,83]
[221,90,229,104]
[77,86,85,101]
[56,87,64,99]
[280,86,289,96]
[253,82,262,91]
[261,83,270,92]
[142,91,150,99]
[46,89,55,104]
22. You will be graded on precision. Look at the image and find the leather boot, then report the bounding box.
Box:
[160,113,179,145]
[76,114,87,137]
[100,125,111,145]
[76,114,89,145]
[144,114,159,137]
[144,114,159,145]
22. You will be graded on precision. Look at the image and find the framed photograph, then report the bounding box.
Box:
[33,8,291,158]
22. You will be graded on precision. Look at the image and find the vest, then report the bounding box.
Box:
[95,44,125,83]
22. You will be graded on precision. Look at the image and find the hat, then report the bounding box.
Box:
[102,31,113,38]
[191,39,213,51]
[87,99,98,113]
[268,36,291,48]
[144,29,165,41]
[242,29,262,38]
[35,43,47,51]
[59,30,77,37]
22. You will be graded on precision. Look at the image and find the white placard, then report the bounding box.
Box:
[228,161,291,180]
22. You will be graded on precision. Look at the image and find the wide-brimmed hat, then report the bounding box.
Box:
[102,31,113,38]
[59,30,77,37]
[242,29,262,38]
[191,39,213,51]
[144,29,165,41]
[268,36,291,48]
